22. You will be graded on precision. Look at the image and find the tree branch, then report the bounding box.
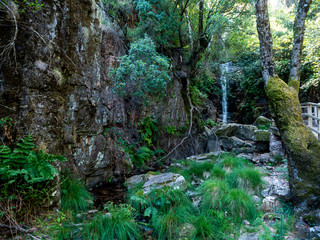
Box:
[0,0,18,71]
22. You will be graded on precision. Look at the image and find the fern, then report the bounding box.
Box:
[0,135,66,223]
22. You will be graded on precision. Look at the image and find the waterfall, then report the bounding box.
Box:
[220,62,232,123]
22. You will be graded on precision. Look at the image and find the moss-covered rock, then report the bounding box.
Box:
[253,116,271,126]
[253,130,270,142]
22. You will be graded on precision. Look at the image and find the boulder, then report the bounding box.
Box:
[215,124,258,141]
[126,174,149,189]
[220,136,251,150]
[261,176,289,198]
[186,151,220,161]
[253,116,271,126]
[253,130,270,142]
[142,173,187,194]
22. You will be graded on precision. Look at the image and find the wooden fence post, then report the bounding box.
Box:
[318,104,320,141]
[308,104,313,128]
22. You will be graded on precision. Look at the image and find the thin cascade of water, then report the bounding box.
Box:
[220,62,232,123]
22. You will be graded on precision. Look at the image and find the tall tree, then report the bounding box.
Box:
[256,0,320,211]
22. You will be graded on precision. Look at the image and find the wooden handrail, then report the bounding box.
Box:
[301,102,320,141]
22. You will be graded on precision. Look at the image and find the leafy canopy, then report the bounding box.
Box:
[110,35,170,103]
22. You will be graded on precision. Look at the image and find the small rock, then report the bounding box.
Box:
[203,171,211,179]
[87,209,98,214]
[253,195,261,203]
[243,220,251,226]
[261,196,280,212]
[238,232,260,240]
[179,223,195,238]
[192,196,202,208]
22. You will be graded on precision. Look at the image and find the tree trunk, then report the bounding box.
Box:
[256,0,320,211]
[289,0,312,92]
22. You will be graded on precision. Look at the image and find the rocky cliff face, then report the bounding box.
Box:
[0,0,212,187]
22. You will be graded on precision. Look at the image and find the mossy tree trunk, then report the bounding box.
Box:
[256,0,320,210]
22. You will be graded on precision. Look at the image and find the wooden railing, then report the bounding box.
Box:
[301,102,320,140]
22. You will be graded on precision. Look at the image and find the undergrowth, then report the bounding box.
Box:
[0,135,66,224]
[61,173,93,213]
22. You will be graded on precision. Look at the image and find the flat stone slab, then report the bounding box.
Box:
[142,172,187,194]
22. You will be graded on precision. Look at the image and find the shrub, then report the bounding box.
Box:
[110,35,170,105]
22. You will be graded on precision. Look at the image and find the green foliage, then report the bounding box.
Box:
[152,207,188,240]
[61,174,93,213]
[190,85,208,106]
[138,116,159,147]
[0,116,12,127]
[204,118,218,127]
[0,135,66,185]
[258,123,271,130]
[110,35,170,104]
[131,146,154,166]
[133,0,182,47]
[0,135,66,222]
[81,203,141,240]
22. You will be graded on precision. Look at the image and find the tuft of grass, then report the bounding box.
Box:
[182,161,215,178]
[198,180,230,210]
[191,210,230,240]
[152,206,190,240]
[226,168,263,191]
[148,187,193,214]
[224,188,257,224]
[218,154,250,170]
[81,203,141,240]
[210,166,226,179]
[61,175,93,213]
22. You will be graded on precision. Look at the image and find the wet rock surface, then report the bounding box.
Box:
[212,123,270,153]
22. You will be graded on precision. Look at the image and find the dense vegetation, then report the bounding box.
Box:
[1,0,320,239]
[17,153,292,240]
